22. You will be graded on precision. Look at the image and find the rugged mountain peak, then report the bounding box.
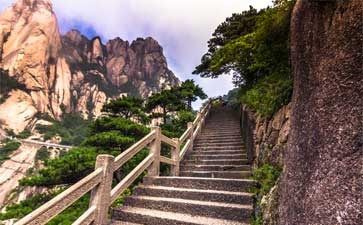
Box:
[0,0,180,133]
[64,29,85,45]
[8,0,53,15]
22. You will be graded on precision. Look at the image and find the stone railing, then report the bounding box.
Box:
[14,100,212,225]
[0,135,72,150]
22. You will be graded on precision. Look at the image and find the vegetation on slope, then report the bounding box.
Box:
[0,79,207,224]
[0,69,28,104]
[194,0,295,117]
[35,112,91,145]
[0,140,21,163]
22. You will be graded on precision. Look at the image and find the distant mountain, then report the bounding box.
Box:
[0,0,180,132]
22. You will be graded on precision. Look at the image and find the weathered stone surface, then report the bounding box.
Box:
[279,1,363,224]
[260,185,279,225]
[0,90,37,133]
[240,103,291,224]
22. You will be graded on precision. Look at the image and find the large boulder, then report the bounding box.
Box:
[279,0,362,224]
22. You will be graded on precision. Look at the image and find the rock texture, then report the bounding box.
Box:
[0,0,179,132]
[241,104,291,169]
[111,106,255,224]
[0,142,39,206]
[279,0,363,224]
[240,104,291,225]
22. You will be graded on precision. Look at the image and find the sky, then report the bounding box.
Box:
[0,0,273,108]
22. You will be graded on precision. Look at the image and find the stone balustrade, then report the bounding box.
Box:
[14,100,212,225]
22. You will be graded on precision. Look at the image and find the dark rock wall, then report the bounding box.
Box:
[240,104,291,169]
[279,0,363,224]
[240,104,291,225]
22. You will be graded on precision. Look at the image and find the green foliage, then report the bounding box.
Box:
[35,112,91,145]
[0,141,21,162]
[195,1,295,117]
[89,117,149,138]
[0,192,56,221]
[20,147,99,186]
[146,79,206,123]
[251,215,263,225]
[35,147,50,162]
[240,74,293,117]
[179,79,207,110]
[251,164,282,196]
[102,96,149,124]
[161,110,196,138]
[0,69,28,103]
[46,195,89,225]
[146,87,185,124]
[21,117,149,187]
[9,79,205,223]
[82,131,135,150]
[15,129,32,139]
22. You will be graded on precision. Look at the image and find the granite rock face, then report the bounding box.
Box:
[241,103,291,169]
[240,104,291,225]
[0,0,179,132]
[278,0,363,224]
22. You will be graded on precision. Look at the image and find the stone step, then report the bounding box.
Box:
[185,153,247,160]
[202,128,241,132]
[193,143,243,148]
[143,177,255,192]
[121,196,253,221]
[193,146,245,150]
[180,164,250,171]
[197,134,242,138]
[182,159,248,166]
[189,150,246,155]
[180,171,252,179]
[200,131,241,135]
[111,207,249,225]
[196,134,242,140]
[111,221,143,225]
[133,185,253,204]
[194,139,243,144]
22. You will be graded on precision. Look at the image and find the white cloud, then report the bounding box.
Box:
[0,0,273,108]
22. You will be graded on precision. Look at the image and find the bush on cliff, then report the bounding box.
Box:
[194,0,295,117]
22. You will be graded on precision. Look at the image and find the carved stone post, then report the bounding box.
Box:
[90,154,114,225]
[188,122,194,150]
[171,138,180,176]
[148,126,161,176]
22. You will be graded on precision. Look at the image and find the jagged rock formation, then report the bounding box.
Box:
[0,0,179,133]
[279,0,362,224]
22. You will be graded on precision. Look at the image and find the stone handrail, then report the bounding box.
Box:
[14,100,212,225]
[0,135,73,150]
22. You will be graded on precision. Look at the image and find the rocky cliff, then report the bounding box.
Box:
[0,0,179,133]
[279,0,362,224]
[240,104,291,225]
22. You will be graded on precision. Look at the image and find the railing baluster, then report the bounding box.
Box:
[171,138,180,176]
[187,122,194,151]
[148,126,161,176]
[89,155,114,225]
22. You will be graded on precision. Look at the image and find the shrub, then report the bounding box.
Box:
[240,73,292,118]
[251,164,282,196]
[16,129,32,139]
[35,147,50,162]
[0,141,21,162]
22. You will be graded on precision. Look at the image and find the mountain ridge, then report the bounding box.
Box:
[0,0,180,133]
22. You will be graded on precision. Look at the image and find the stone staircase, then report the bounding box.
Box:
[111,107,255,225]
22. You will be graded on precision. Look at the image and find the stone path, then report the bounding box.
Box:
[111,107,255,225]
